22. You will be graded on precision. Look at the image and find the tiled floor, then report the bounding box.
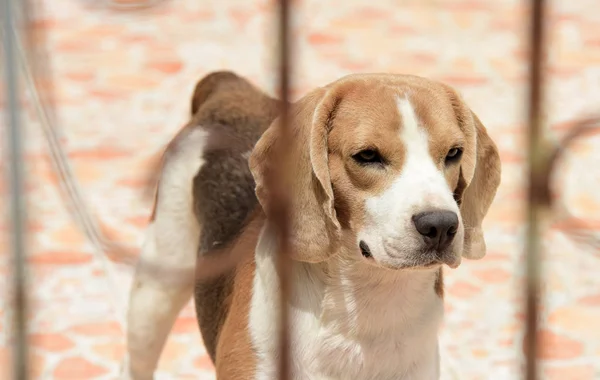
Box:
[1,0,600,378]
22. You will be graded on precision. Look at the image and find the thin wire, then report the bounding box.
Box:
[2,0,30,377]
[16,37,136,263]
[544,117,600,254]
[16,8,128,327]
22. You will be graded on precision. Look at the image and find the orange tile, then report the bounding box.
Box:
[548,306,600,340]
[31,352,47,379]
[125,215,151,228]
[53,357,109,379]
[535,330,585,360]
[29,333,76,352]
[172,317,199,334]
[350,6,389,20]
[105,74,160,91]
[471,348,488,358]
[29,251,92,265]
[72,162,104,184]
[229,8,253,28]
[68,148,131,160]
[88,88,128,100]
[307,32,344,45]
[193,354,215,371]
[48,225,88,247]
[472,268,512,283]
[0,347,9,375]
[91,342,126,362]
[146,60,184,74]
[448,281,481,298]
[579,294,600,307]
[544,364,595,380]
[64,71,96,82]
[70,321,123,337]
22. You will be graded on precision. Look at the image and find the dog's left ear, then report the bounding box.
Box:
[445,86,502,260]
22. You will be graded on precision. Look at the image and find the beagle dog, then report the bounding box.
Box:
[122,71,281,380]
[124,72,501,380]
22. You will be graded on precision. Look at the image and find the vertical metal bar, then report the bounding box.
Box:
[2,0,30,378]
[274,0,292,379]
[524,0,547,379]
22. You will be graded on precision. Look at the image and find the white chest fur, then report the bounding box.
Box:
[249,229,444,380]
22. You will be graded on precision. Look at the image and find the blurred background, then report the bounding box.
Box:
[1,0,600,378]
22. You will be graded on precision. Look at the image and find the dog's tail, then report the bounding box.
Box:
[190,71,241,116]
[139,71,247,213]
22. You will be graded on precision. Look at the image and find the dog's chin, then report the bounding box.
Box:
[373,257,461,271]
[360,245,461,270]
[380,259,442,271]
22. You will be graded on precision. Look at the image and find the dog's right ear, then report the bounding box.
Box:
[249,87,344,263]
[190,71,240,115]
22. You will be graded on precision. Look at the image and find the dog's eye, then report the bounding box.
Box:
[353,149,383,165]
[445,147,463,164]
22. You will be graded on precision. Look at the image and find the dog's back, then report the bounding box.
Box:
[123,71,280,379]
[190,72,279,252]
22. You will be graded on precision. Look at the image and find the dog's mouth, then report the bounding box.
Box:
[359,240,372,259]
[359,240,460,269]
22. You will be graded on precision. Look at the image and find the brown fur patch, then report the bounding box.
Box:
[147,71,282,222]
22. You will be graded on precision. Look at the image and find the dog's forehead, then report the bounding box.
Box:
[332,80,459,149]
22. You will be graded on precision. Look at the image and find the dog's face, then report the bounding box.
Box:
[250,74,501,270]
[327,87,468,270]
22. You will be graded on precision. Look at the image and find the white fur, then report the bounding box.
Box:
[357,96,463,269]
[122,129,207,380]
[250,225,443,380]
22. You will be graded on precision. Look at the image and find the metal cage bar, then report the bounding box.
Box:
[272,0,293,378]
[3,0,30,378]
[5,0,600,379]
[523,0,547,378]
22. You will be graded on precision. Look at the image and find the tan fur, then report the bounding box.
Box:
[211,211,265,379]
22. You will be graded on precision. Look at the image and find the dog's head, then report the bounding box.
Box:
[249,74,501,270]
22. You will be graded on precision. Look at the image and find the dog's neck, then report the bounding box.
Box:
[319,258,443,338]
[250,225,443,379]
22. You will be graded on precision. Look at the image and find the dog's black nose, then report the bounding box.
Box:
[412,210,459,251]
